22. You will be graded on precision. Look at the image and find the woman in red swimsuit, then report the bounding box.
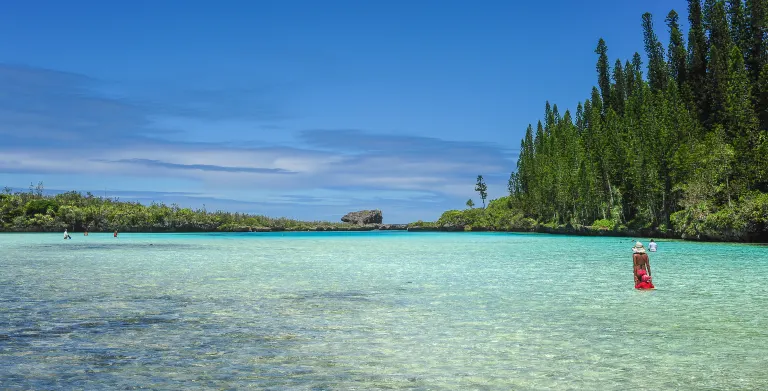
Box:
[635,272,655,289]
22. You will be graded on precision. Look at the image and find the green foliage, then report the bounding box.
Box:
[591,219,615,230]
[436,209,480,227]
[24,199,59,216]
[738,191,768,238]
[435,197,536,231]
[643,12,668,91]
[666,10,688,85]
[595,38,611,106]
[0,188,357,232]
[409,220,439,228]
[474,175,488,208]
[429,6,768,242]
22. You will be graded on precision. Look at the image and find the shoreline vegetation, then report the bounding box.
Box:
[0,184,745,242]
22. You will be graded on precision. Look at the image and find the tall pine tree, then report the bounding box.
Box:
[667,10,689,85]
[689,0,710,123]
[706,0,733,129]
[643,12,669,92]
[595,39,612,110]
[728,0,750,54]
[612,59,627,114]
[745,0,768,129]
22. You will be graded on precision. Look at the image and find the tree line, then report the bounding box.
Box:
[447,0,768,241]
[0,183,355,232]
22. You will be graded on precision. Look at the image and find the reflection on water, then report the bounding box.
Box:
[1,232,767,390]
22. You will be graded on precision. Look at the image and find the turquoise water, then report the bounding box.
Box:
[1,232,767,390]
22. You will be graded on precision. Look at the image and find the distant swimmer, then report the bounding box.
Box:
[114,230,119,238]
[632,242,652,285]
[648,239,657,252]
[63,229,71,240]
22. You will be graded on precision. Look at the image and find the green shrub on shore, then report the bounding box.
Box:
[436,197,536,231]
[0,186,355,232]
[425,192,767,242]
[409,220,439,228]
[590,219,614,230]
[670,192,768,242]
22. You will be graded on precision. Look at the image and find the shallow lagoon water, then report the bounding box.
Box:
[1,231,767,390]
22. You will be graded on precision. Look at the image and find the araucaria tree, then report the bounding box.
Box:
[501,1,768,241]
[475,175,488,208]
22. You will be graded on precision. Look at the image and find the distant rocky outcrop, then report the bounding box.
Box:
[341,209,383,225]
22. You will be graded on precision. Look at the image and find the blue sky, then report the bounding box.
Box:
[0,0,687,223]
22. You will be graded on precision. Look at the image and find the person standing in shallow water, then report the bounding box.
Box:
[635,272,655,289]
[648,239,657,252]
[632,241,652,285]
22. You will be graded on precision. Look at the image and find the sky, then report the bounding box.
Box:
[0,0,689,223]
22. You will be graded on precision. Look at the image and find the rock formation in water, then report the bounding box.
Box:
[341,209,383,225]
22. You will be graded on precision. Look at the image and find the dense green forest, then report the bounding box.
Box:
[438,0,768,242]
[0,183,359,232]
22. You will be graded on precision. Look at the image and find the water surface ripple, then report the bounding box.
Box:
[1,232,766,390]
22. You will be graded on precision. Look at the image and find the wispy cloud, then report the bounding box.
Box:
[0,65,149,146]
[0,63,516,221]
[101,158,297,175]
[299,128,513,157]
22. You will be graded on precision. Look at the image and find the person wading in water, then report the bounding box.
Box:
[632,241,652,285]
